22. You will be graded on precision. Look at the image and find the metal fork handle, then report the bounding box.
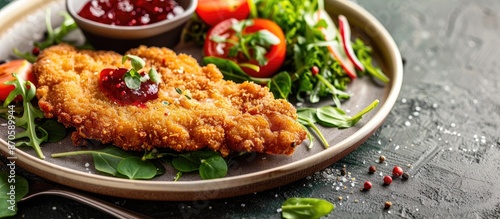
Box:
[21,189,153,219]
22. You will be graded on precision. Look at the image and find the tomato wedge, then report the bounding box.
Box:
[0,60,35,101]
[196,0,250,26]
[204,18,286,78]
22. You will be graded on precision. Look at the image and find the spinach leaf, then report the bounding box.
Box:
[297,99,379,148]
[52,146,159,180]
[203,56,251,83]
[316,99,379,128]
[145,150,228,180]
[297,108,328,148]
[268,71,292,99]
[199,155,228,180]
[172,156,200,172]
[281,198,334,219]
[38,119,67,142]
[91,149,128,177]
[117,157,157,180]
[0,172,29,218]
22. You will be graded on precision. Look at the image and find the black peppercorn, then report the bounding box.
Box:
[402,172,410,180]
[368,165,376,173]
[340,167,347,176]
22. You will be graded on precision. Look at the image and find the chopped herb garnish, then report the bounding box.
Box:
[122,55,161,90]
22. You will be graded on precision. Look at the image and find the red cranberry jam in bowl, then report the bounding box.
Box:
[66,0,197,52]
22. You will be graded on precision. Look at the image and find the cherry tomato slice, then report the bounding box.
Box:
[0,60,35,101]
[204,18,286,78]
[196,0,250,26]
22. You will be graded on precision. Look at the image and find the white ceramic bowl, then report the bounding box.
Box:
[66,0,197,52]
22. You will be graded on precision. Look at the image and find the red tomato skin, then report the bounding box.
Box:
[204,18,286,78]
[0,60,35,101]
[196,0,250,26]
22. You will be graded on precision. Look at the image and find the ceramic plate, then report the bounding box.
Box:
[0,0,402,200]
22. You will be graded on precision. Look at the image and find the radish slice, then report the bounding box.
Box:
[315,10,357,79]
[338,15,365,72]
[324,38,357,79]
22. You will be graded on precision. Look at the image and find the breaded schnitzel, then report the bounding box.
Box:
[33,44,306,156]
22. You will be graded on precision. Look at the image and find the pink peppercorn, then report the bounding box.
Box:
[393,166,403,177]
[383,175,393,185]
[363,181,372,190]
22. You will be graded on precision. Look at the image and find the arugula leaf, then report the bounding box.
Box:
[12,49,37,63]
[3,74,47,159]
[281,198,334,219]
[13,9,80,62]
[352,39,390,83]
[0,172,29,218]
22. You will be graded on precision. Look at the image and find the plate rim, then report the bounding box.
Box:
[0,0,403,200]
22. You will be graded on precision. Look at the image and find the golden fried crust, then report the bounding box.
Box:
[33,44,306,156]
